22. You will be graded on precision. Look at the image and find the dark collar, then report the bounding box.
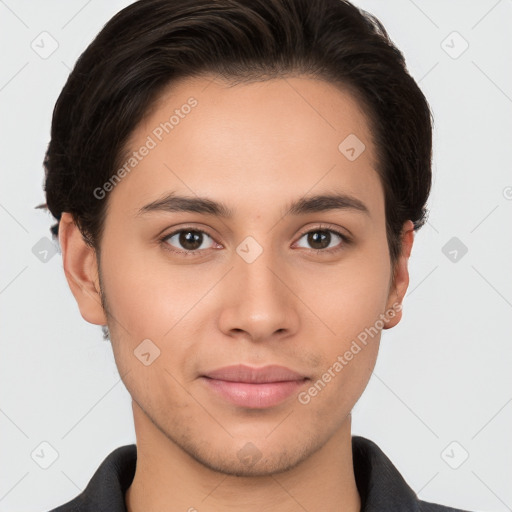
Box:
[352,435,419,511]
[49,436,468,511]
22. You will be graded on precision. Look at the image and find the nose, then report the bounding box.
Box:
[217,244,300,343]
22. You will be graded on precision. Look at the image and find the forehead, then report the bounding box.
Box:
[110,74,383,221]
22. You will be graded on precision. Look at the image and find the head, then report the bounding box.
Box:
[40,0,432,476]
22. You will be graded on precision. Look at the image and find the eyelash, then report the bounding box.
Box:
[159,224,351,258]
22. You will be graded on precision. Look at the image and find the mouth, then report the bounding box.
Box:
[200,364,309,409]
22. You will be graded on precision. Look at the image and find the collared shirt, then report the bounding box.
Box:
[47,436,471,512]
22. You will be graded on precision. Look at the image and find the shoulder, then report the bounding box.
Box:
[418,500,472,512]
[45,444,137,512]
[352,436,474,512]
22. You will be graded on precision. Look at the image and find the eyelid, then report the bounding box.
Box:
[295,223,351,242]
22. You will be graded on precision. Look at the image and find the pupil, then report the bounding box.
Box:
[309,231,329,249]
[180,231,202,250]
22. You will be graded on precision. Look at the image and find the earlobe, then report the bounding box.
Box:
[383,220,415,329]
[59,212,107,325]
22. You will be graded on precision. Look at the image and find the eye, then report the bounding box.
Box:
[294,226,350,254]
[161,227,217,255]
[160,224,351,257]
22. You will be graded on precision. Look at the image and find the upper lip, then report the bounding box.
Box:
[202,364,307,383]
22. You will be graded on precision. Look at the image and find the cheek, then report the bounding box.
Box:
[298,270,386,413]
[302,248,391,343]
[297,241,390,399]
[299,341,379,419]
[99,239,216,339]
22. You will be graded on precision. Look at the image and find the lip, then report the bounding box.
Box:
[201,364,309,409]
[203,364,306,383]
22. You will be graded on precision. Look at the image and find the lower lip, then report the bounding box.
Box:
[201,377,308,409]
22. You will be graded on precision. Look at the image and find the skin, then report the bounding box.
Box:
[59,74,414,512]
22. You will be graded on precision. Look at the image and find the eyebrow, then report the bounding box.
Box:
[136,191,370,218]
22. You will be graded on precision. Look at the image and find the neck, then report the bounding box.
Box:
[126,401,361,512]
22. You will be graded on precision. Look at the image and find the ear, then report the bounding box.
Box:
[58,212,107,325]
[383,220,415,329]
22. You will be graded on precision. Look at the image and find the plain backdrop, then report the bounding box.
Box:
[0,1,511,511]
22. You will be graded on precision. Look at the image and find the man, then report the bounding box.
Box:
[40,0,472,510]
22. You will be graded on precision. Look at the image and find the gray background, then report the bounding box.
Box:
[1,1,511,511]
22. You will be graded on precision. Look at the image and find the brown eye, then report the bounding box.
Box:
[307,230,331,250]
[163,229,215,253]
[295,228,348,253]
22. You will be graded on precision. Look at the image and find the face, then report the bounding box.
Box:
[61,74,412,477]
